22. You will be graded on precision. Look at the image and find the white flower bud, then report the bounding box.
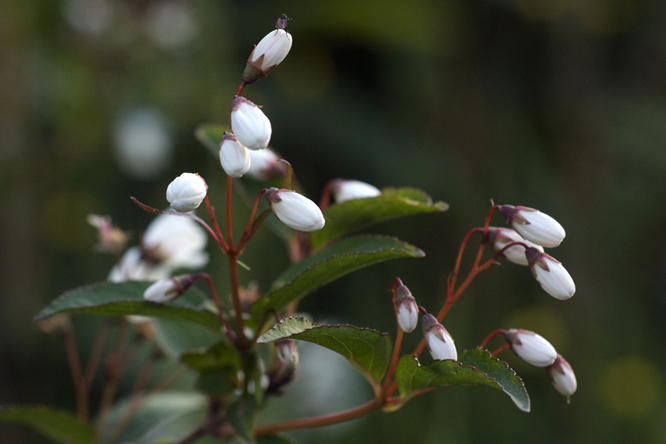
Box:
[422,313,457,361]
[275,339,299,368]
[219,132,251,178]
[246,148,283,181]
[242,29,293,84]
[230,97,272,150]
[526,248,576,300]
[499,205,566,248]
[393,278,418,333]
[143,275,194,303]
[331,179,381,204]
[547,354,577,397]
[265,188,325,232]
[487,227,544,266]
[166,173,207,212]
[505,329,557,368]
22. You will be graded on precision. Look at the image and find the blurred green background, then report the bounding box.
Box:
[1,0,665,442]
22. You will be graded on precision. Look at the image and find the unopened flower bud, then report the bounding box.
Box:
[246,148,284,181]
[275,339,299,368]
[546,354,577,397]
[331,179,381,204]
[242,29,293,84]
[230,97,272,150]
[487,227,544,266]
[422,313,457,361]
[505,329,557,368]
[393,278,418,333]
[498,205,566,248]
[526,248,576,300]
[87,214,129,256]
[219,132,251,178]
[143,275,195,303]
[265,188,325,232]
[166,173,207,212]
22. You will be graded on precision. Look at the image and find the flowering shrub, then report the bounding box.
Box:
[0,15,577,444]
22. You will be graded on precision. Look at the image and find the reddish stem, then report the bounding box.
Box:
[490,343,510,358]
[194,273,236,343]
[236,82,247,97]
[226,176,235,250]
[254,399,382,436]
[381,328,403,399]
[237,189,267,252]
[478,329,508,350]
[319,181,332,211]
[62,325,86,422]
[204,195,229,252]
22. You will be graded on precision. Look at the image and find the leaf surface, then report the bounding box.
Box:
[0,405,95,444]
[251,236,424,322]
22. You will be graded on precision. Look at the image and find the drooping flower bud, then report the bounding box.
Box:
[498,205,566,248]
[275,339,299,368]
[546,354,577,397]
[526,248,576,300]
[230,96,272,150]
[166,173,207,212]
[422,313,457,361]
[242,29,293,84]
[143,275,195,303]
[87,214,129,256]
[264,188,325,232]
[246,148,284,181]
[219,132,251,178]
[393,278,418,333]
[330,179,381,204]
[505,329,557,368]
[486,227,544,266]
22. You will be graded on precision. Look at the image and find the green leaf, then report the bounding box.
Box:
[458,348,531,412]
[180,341,241,371]
[311,187,448,249]
[395,349,530,412]
[258,316,392,389]
[195,123,229,157]
[152,318,222,361]
[34,281,222,332]
[251,236,424,322]
[227,395,258,441]
[0,405,95,444]
[257,435,296,444]
[194,368,240,397]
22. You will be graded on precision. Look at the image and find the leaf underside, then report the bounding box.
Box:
[251,235,424,322]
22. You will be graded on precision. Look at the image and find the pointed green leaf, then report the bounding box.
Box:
[195,123,229,157]
[180,341,241,371]
[34,281,222,332]
[258,316,392,388]
[458,348,531,412]
[310,188,448,249]
[0,405,95,444]
[395,349,530,412]
[251,236,424,322]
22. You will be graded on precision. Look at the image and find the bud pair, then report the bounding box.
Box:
[265,188,325,232]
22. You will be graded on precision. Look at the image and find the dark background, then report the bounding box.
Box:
[1,0,665,442]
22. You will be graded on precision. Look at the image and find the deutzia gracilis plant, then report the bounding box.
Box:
[5,16,579,444]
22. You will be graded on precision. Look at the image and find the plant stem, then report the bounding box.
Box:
[236,82,246,97]
[228,253,247,349]
[381,328,403,398]
[62,324,86,422]
[237,190,267,252]
[490,343,510,358]
[226,176,235,249]
[478,329,507,350]
[254,399,382,436]
[195,273,235,342]
[205,195,228,252]
[95,322,129,435]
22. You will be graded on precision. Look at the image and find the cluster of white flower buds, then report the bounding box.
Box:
[504,329,577,397]
[487,205,575,300]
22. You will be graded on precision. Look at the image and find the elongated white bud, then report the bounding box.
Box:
[499,205,566,248]
[393,278,418,333]
[487,227,544,266]
[265,188,325,232]
[422,313,457,360]
[230,97,272,150]
[526,248,576,300]
[242,29,293,84]
[166,173,207,212]
[246,147,283,181]
[143,275,194,303]
[547,354,577,397]
[505,329,557,368]
[330,179,381,203]
[219,132,251,178]
[275,339,299,368]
